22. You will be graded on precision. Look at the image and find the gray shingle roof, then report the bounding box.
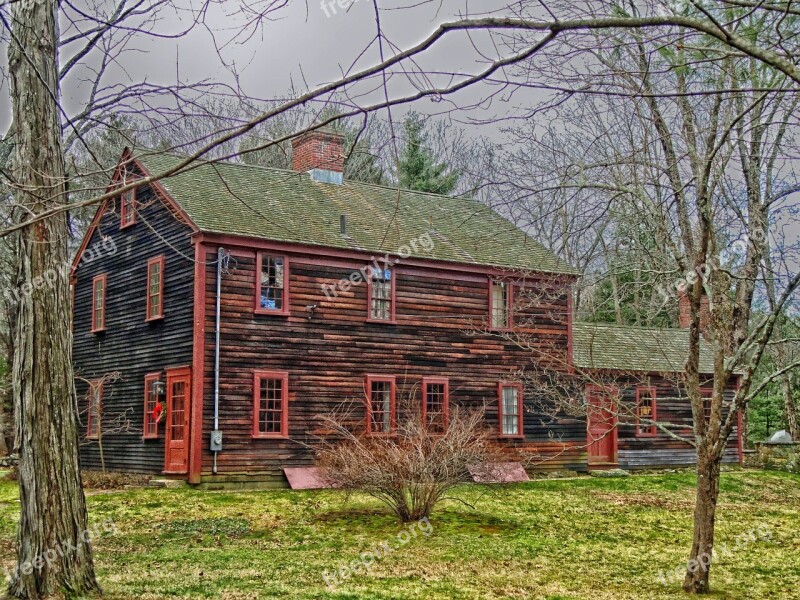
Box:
[572,322,720,374]
[135,151,578,275]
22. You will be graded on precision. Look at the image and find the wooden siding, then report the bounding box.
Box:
[616,376,740,469]
[73,178,196,473]
[198,245,583,479]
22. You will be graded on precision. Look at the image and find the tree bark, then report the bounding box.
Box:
[782,371,799,441]
[7,0,99,597]
[683,447,721,594]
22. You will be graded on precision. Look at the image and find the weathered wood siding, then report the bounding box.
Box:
[198,245,583,480]
[616,376,740,469]
[73,180,195,473]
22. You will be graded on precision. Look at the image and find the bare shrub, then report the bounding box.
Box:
[316,407,500,522]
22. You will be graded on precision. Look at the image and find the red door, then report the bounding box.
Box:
[586,386,618,467]
[164,367,191,474]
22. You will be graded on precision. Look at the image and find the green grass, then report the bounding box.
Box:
[0,470,798,599]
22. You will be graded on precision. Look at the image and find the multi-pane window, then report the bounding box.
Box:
[422,378,449,433]
[256,254,288,314]
[120,189,136,228]
[491,280,511,329]
[253,371,289,438]
[146,256,164,320]
[91,274,106,332]
[368,267,394,321]
[143,373,161,439]
[87,382,102,439]
[636,387,657,436]
[498,383,523,437]
[367,376,395,434]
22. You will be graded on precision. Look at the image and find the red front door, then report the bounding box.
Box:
[586,386,618,467]
[164,367,191,474]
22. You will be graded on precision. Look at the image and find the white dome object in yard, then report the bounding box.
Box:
[768,430,794,444]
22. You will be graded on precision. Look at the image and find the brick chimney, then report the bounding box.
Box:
[678,286,710,333]
[291,127,345,184]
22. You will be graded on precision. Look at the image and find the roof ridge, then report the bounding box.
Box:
[574,321,687,334]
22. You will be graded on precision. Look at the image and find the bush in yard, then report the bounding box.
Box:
[316,407,499,522]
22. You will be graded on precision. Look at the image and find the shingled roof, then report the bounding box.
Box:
[572,322,722,374]
[135,151,578,275]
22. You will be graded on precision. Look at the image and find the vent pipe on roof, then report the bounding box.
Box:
[291,127,345,184]
[340,215,347,235]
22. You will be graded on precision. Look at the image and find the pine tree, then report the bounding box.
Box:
[397,113,459,195]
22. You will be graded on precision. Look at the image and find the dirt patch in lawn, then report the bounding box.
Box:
[596,492,694,510]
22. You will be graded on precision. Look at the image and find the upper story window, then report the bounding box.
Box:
[367,266,395,323]
[490,279,512,330]
[253,371,289,438]
[87,381,102,439]
[422,377,449,433]
[146,256,165,321]
[366,375,396,435]
[255,253,289,315]
[91,274,107,333]
[635,386,657,437]
[120,188,136,228]
[498,382,524,438]
[143,373,162,439]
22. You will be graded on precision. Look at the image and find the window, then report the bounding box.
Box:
[422,377,449,433]
[143,373,161,439]
[87,381,102,439]
[366,375,396,434]
[120,188,136,228]
[367,266,395,322]
[498,382,524,437]
[253,371,289,438]
[146,256,165,321]
[255,253,289,314]
[490,280,512,329]
[635,386,657,436]
[91,274,107,332]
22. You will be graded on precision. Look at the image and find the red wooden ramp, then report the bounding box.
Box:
[284,467,337,490]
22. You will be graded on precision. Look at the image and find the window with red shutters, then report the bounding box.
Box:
[86,381,102,439]
[146,255,165,321]
[498,382,524,438]
[255,253,289,315]
[366,375,396,434]
[422,377,449,433]
[635,386,658,436]
[91,274,107,333]
[253,371,289,438]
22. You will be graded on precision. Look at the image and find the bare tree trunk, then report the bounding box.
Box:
[683,446,721,594]
[7,0,99,597]
[782,372,798,440]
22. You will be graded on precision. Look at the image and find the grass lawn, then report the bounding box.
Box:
[0,469,798,599]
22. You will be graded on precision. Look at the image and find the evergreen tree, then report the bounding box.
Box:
[397,113,459,195]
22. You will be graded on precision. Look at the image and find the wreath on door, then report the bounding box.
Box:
[152,401,165,424]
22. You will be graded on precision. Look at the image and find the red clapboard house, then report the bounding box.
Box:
[70,129,743,486]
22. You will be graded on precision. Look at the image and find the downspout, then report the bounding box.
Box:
[212,247,225,474]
